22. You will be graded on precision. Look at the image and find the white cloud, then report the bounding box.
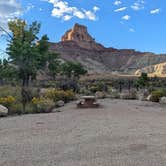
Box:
[26,3,34,12]
[0,0,22,35]
[150,8,160,14]
[122,15,130,20]
[93,6,100,12]
[45,0,99,21]
[63,15,72,21]
[114,0,122,6]
[129,28,135,32]
[131,0,145,11]
[114,7,127,12]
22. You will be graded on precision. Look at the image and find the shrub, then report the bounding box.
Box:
[9,103,23,115]
[79,87,91,95]
[89,82,107,93]
[44,89,75,103]
[0,86,21,101]
[0,96,16,108]
[150,90,164,102]
[32,97,55,113]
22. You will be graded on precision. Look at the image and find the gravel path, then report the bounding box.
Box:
[0,99,166,166]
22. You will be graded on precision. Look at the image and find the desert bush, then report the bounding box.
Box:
[9,103,23,115]
[149,90,164,102]
[108,87,120,99]
[0,96,16,108]
[0,86,21,101]
[89,82,107,93]
[44,89,75,103]
[32,97,55,113]
[79,87,91,95]
[109,91,120,99]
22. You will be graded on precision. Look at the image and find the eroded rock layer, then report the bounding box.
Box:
[50,23,166,76]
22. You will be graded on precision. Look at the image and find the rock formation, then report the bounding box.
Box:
[135,62,166,77]
[61,23,104,50]
[61,23,94,42]
[49,23,166,76]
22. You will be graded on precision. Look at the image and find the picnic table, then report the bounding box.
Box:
[77,96,100,108]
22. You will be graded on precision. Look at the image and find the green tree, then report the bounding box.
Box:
[137,72,149,89]
[48,53,61,79]
[60,61,87,78]
[7,19,58,86]
[6,19,59,110]
[0,59,17,84]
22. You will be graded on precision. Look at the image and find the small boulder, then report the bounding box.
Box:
[159,97,166,104]
[0,105,8,117]
[57,100,65,107]
[146,95,152,101]
[52,108,61,113]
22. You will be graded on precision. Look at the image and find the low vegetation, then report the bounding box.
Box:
[0,19,166,117]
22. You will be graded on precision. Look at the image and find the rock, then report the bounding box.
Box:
[60,23,104,50]
[52,108,61,113]
[159,97,166,104]
[95,91,105,99]
[56,100,65,107]
[61,23,94,43]
[49,23,166,75]
[0,105,8,117]
[146,95,152,101]
[135,62,166,77]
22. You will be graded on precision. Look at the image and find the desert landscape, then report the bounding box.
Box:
[1,99,166,166]
[0,0,166,165]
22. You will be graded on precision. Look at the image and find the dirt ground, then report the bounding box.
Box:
[0,99,166,166]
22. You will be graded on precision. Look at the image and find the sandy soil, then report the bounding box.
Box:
[0,99,166,166]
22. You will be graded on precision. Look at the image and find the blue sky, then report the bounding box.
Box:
[0,0,166,58]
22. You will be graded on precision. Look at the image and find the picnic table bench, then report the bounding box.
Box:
[77,96,100,108]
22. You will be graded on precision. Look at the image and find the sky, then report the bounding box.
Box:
[0,0,166,58]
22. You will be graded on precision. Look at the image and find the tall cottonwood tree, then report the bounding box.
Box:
[7,19,58,86]
[7,19,59,110]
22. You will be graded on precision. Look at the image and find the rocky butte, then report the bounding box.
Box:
[49,23,166,76]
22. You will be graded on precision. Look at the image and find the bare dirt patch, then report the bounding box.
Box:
[0,99,166,166]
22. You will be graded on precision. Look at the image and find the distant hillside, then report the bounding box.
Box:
[135,62,166,77]
[49,23,166,76]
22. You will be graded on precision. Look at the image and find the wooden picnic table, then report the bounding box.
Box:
[77,96,100,108]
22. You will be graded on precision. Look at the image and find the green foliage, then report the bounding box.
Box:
[0,96,16,108]
[9,103,23,115]
[149,88,166,102]
[32,97,55,113]
[0,59,18,83]
[60,61,87,77]
[108,88,120,99]
[137,73,149,89]
[150,90,164,102]
[89,81,107,93]
[0,86,21,100]
[45,89,75,103]
[7,19,58,86]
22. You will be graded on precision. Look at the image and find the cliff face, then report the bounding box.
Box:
[61,23,104,50]
[135,62,166,77]
[61,23,94,42]
[50,23,166,75]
